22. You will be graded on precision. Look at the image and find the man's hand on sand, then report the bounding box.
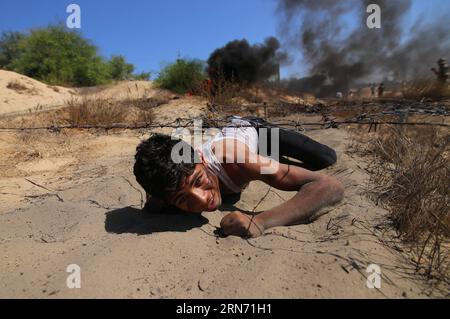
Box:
[220,211,265,238]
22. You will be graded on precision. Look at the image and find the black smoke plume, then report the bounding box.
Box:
[207,37,287,85]
[277,0,450,97]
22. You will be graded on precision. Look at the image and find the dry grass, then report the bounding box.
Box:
[356,125,450,284]
[7,80,30,93]
[14,105,52,144]
[119,95,170,110]
[64,97,155,127]
[47,85,60,93]
[0,94,157,131]
[199,79,277,119]
[135,108,154,124]
[197,69,243,109]
[0,94,157,177]
[65,98,128,126]
[402,79,450,100]
[198,75,318,120]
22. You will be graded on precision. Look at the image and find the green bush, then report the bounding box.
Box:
[108,55,135,81]
[133,71,152,81]
[0,31,26,70]
[156,59,206,94]
[0,25,151,87]
[8,25,112,86]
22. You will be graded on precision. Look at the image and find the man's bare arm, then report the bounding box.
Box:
[220,149,344,237]
[259,171,343,230]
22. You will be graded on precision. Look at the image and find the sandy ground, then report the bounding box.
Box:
[0,71,446,299]
[0,70,78,115]
[0,127,443,298]
[0,70,162,118]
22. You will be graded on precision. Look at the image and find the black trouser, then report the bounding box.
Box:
[241,116,337,171]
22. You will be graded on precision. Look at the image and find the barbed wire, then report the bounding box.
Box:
[0,105,449,132]
[0,117,448,132]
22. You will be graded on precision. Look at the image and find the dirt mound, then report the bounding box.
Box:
[80,81,169,101]
[0,70,77,115]
[0,71,181,121]
[241,85,318,106]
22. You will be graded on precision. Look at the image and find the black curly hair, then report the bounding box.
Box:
[133,134,199,200]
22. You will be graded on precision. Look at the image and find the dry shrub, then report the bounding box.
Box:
[402,79,450,100]
[200,76,318,119]
[120,95,170,110]
[198,70,242,109]
[238,86,265,104]
[5,106,67,169]
[50,85,60,93]
[365,125,450,282]
[270,102,322,117]
[134,109,154,124]
[7,80,29,92]
[14,105,48,144]
[5,95,156,130]
[66,98,128,126]
[198,76,273,119]
[65,97,156,127]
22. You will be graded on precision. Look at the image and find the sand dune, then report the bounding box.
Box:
[0,70,77,115]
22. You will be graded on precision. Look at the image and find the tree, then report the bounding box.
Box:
[1,24,146,87]
[11,24,111,86]
[156,59,206,94]
[0,31,26,70]
[133,71,152,81]
[108,55,135,81]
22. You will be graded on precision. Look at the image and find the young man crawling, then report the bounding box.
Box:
[133,116,344,238]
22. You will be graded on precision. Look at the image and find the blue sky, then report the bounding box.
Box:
[0,0,447,78]
[0,0,278,76]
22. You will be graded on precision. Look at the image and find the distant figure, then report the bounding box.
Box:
[370,83,377,97]
[378,83,385,97]
[431,58,449,84]
[347,90,356,99]
[336,92,343,99]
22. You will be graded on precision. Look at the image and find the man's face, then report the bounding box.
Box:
[168,164,221,213]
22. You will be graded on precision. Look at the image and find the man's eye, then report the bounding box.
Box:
[195,177,202,187]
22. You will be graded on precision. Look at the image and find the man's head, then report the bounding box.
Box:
[133,134,221,213]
